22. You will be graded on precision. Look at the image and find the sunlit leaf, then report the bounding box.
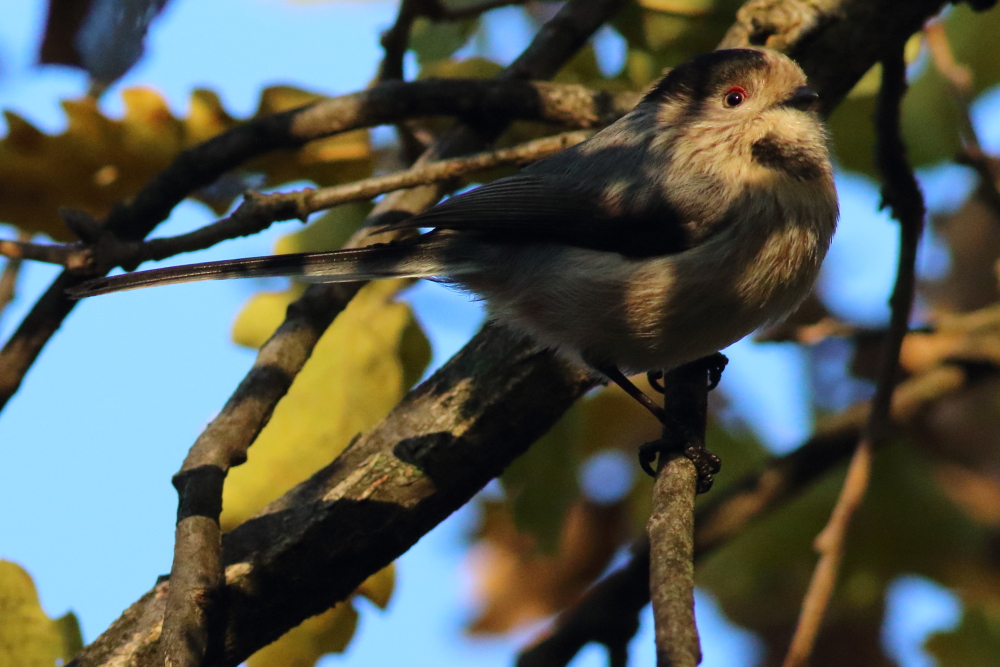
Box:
[0,560,83,667]
[222,277,430,527]
[0,85,372,240]
[247,602,359,667]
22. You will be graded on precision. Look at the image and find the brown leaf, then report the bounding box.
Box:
[0,86,372,240]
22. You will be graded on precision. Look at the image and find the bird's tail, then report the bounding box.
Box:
[67,237,467,299]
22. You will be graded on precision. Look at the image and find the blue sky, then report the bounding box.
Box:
[0,1,986,665]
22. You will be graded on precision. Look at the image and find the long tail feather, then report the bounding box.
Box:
[67,240,458,299]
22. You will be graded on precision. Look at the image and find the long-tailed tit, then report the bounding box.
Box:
[71,48,838,486]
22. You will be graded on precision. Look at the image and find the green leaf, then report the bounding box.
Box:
[410,17,479,65]
[501,403,582,553]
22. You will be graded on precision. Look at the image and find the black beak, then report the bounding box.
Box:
[786,85,820,111]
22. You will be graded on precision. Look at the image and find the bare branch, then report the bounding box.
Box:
[72,326,596,667]
[1,131,590,273]
[782,44,926,667]
[0,231,30,326]
[647,362,709,667]
[0,237,85,270]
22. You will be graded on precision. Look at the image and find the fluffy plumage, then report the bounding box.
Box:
[71,48,838,378]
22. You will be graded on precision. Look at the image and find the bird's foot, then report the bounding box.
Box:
[638,438,721,494]
[646,352,728,393]
[702,352,729,391]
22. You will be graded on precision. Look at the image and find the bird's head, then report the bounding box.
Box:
[644,48,831,186]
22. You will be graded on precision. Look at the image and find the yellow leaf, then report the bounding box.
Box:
[418,57,503,80]
[224,207,422,659]
[221,278,430,529]
[356,565,395,609]
[247,602,358,667]
[0,560,83,667]
[0,85,372,239]
[230,202,372,349]
[637,0,713,16]
[273,202,371,256]
[230,286,305,350]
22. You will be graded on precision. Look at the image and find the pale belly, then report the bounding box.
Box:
[461,222,827,374]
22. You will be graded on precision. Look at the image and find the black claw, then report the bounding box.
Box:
[638,439,663,477]
[684,445,722,493]
[647,370,666,394]
[704,353,729,391]
[637,438,721,494]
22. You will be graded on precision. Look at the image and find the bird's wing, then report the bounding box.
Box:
[381,174,691,258]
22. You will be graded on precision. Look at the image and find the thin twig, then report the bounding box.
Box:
[782,45,925,667]
[647,362,708,667]
[924,20,1000,219]
[0,231,30,326]
[0,131,590,273]
[379,0,424,82]
[517,537,650,667]
[156,3,626,667]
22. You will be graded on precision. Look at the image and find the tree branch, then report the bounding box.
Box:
[155,2,627,666]
[514,362,969,667]
[0,231,30,327]
[647,363,710,667]
[0,78,633,413]
[0,131,590,273]
[71,326,596,667]
[782,44,926,667]
[4,131,590,272]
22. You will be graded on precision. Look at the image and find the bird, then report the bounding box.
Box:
[70,48,838,488]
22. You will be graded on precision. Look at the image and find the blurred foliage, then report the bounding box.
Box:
[830,5,1000,175]
[0,85,372,240]
[0,560,82,667]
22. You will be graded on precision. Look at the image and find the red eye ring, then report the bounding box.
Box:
[724,86,748,107]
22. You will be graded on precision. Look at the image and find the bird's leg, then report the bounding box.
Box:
[596,364,669,424]
[634,353,728,493]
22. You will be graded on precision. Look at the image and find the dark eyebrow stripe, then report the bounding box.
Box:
[641,49,768,105]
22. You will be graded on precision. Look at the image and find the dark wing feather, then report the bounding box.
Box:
[381,175,691,258]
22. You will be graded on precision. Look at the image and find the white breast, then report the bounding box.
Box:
[464,179,837,375]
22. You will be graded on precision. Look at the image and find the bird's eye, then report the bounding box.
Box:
[724,86,748,108]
